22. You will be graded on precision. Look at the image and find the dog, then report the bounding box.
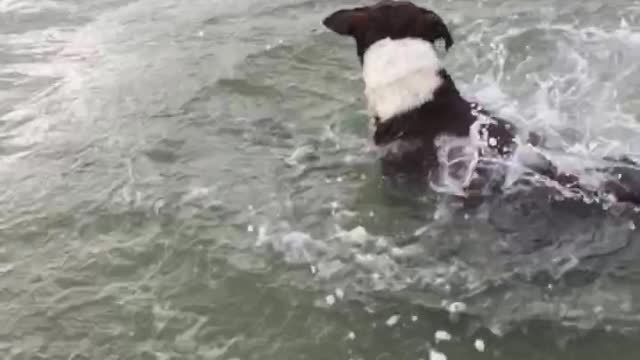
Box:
[323,0,640,206]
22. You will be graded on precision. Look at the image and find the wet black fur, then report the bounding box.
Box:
[323,0,640,205]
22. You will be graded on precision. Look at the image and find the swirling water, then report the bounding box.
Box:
[1,0,639,359]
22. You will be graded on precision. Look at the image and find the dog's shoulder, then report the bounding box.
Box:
[468,103,518,157]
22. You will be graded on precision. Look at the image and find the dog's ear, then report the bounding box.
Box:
[420,10,454,50]
[323,8,369,36]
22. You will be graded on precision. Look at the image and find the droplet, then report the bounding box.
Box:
[429,349,447,360]
[621,18,629,29]
[325,295,336,306]
[446,302,466,322]
[385,315,400,327]
[0,264,14,275]
[434,330,452,343]
[447,302,467,313]
[257,225,268,243]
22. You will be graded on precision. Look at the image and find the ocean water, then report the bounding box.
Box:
[1,0,639,359]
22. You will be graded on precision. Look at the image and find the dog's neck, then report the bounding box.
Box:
[362,37,476,144]
[362,37,444,122]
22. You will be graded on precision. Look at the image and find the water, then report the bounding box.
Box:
[1,0,639,358]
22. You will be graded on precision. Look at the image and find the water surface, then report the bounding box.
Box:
[1,0,640,359]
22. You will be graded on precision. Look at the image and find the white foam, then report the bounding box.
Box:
[342,226,369,245]
[430,135,479,196]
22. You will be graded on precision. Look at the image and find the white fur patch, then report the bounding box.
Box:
[362,37,442,122]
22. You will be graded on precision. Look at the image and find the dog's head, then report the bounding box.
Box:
[323,1,453,62]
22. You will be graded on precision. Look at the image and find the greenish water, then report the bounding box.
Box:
[1,0,639,359]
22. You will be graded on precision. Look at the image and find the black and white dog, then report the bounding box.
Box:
[323,0,640,205]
